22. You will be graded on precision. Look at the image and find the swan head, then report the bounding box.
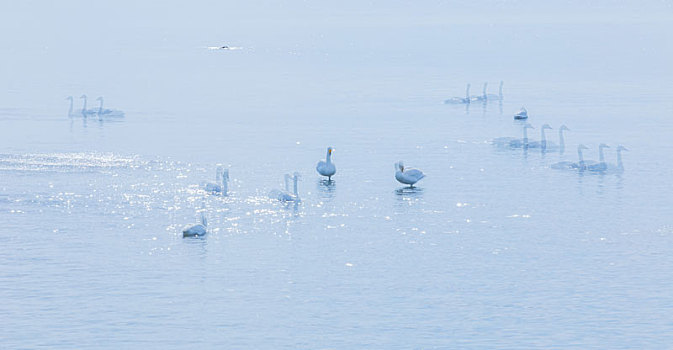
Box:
[222,169,229,180]
[499,81,504,87]
[397,161,405,171]
[80,94,87,99]
[578,144,589,151]
[617,145,629,152]
[293,172,302,180]
[327,147,334,155]
[524,123,534,129]
[559,125,570,132]
[541,124,552,130]
[96,96,103,101]
[599,143,610,149]
[65,96,73,100]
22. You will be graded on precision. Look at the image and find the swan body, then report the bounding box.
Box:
[395,161,425,187]
[269,172,301,202]
[95,97,125,118]
[552,144,588,169]
[316,147,336,180]
[79,95,98,117]
[204,167,229,195]
[444,84,471,104]
[514,107,528,120]
[183,212,207,237]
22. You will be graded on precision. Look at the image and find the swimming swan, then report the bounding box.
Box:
[204,167,229,195]
[316,147,336,180]
[606,145,628,173]
[79,95,98,117]
[444,84,471,104]
[395,161,425,187]
[552,144,587,170]
[183,211,207,237]
[269,172,301,202]
[527,124,553,149]
[507,123,535,149]
[514,107,528,120]
[587,144,610,172]
[95,97,125,119]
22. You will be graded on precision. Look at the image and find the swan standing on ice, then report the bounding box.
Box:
[316,147,336,181]
[79,95,98,117]
[514,107,528,120]
[269,172,301,202]
[444,84,471,104]
[95,97,125,119]
[204,167,229,195]
[527,124,553,150]
[183,211,207,237]
[395,161,425,187]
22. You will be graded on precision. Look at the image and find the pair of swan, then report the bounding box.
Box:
[66,95,125,119]
[203,166,229,195]
[395,161,425,187]
[444,81,504,104]
[552,144,628,172]
[269,172,301,202]
[316,147,336,180]
[492,123,570,151]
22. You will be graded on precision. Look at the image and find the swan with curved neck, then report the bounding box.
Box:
[558,125,569,154]
[270,172,301,202]
[79,95,97,117]
[183,211,207,237]
[587,144,610,171]
[395,161,425,187]
[508,123,534,148]
[573,144,589,170]
[528,124,552,149]
[66,96,75,117]
[316,147,336,181]
[95,97,125,118]
[606,145,628,173]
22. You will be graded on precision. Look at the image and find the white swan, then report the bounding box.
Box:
[183,211,207,237]
[587,144,610,172]
[606,145,628,173]
[444,84,471,104]
[552,144,588,170]
[395,161,425,187]
[557,125,569,154]
[204,167,229,195]
[514,106,528,120]
[66,96,76,117]
[95,97,125,119]
[269,172,301,202]
[527,124,553,149]
[79,95,98,117]
[316,147,336,181]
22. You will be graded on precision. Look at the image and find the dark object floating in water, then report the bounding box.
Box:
[514,107,528,120]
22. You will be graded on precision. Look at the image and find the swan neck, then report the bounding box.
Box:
[81,97,87,111]
[326,150,332,164]
[222,175,228,195]
[200,212,207,227]
[293,176,298,197]
[97,98,104,114]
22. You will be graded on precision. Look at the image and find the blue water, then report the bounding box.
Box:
[1,1,673,348]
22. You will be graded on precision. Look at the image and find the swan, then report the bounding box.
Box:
[95,97,125,119]
[485,81,504,101]
[514,106,528,120]
[66,96,77,117]
[204,167,229,195]
[444,84,471,104]
[269,172,301,202]
[395,161,425,187]
[586,144,610,172]
[492,123,534,148]
[316,147,336,181]
[557,125,569,154]
[527,124,553,149]
[606,145,628,173]
[183,211,207,237]
[79,95,98,117]
[552,144,588,169]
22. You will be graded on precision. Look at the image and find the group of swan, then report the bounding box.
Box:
[66,95,125,119]
[492,122,627,173]
[493,123,569,152]
[444,81,503,105]
[551,144,628,173]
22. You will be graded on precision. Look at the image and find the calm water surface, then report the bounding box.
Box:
[1,1,673,348]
